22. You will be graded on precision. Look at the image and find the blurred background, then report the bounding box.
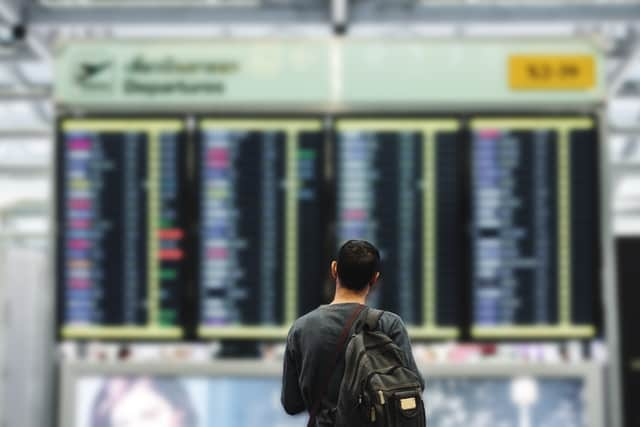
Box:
[1,0,640,426]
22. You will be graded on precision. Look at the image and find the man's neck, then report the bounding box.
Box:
[331,285,368,305]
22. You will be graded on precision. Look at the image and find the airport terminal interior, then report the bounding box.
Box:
[1,0,640,426]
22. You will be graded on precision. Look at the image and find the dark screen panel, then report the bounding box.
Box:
[297,131,331,317]
[335,120,462,338]
[57,119,187,339]
[470,118,600,339]
[198,129,286,327]
[196,120,326,339]
[616,237,640,427]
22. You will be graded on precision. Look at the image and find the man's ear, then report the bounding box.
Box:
[330,261,338,280]
[370,272,380,286]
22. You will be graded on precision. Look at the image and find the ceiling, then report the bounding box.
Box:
[0,0,639,234]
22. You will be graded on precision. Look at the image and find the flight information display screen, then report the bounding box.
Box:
[56,119,187,339]
[196,119,326,339]
[55,114,603,342]
[470,118,600,339]
[335,120,463,339]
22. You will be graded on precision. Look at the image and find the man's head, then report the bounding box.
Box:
[331,240,381,293]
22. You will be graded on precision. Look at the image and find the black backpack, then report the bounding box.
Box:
[308,305,426,427]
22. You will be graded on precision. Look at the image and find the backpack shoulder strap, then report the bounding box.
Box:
[307,304,366,427]
[363,307,384,331]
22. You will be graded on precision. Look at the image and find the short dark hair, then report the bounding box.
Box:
[336,240,381,291]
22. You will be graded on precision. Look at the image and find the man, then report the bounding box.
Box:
[281,240,424,425]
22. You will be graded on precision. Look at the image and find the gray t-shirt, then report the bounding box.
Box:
[281,303,424,424]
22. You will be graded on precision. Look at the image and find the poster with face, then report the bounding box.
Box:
[76,377,206,427]
[74,375,586,427]
[74,376,307,427]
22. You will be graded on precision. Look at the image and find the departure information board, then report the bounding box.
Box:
[196,120,326,339]
[470,118,599,339]
[335,120,462,339]
[57,119,186,339]
[54,114,603,342]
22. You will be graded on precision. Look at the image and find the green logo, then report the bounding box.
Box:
[73,53,115,91]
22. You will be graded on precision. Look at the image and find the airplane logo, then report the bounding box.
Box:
[76,61,112,83]
[71,52,116,93]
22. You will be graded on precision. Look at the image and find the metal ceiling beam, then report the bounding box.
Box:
[0,199,49,214]
[0,231,48,239]
[28,2,329,26]
[6,63,52,124]
[0,166,50,176]
[609,126,640,135]
[619,139,640,160]
[351,3,640,23]
[0,47,38,62]
[0,129,50,138]
[0,87,51,99]
[0,0,19,25]
[609,43,640,97]
[612,164,640,175]
[27,5,640,27]
[25,33,51,63]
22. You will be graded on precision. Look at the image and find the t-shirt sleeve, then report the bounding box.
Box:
[281,326,306,415]
[385,315,425,390]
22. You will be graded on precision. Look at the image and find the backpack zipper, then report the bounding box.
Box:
[377,390,385,405]
[363,366,422,390]
[362,365,402,388]
[359,367,421,401]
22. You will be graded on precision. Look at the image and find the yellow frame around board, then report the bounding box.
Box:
[198,326,291,340]
[62,119,184,132]
[472,325,596,339]
[200,119,323,132]
[470,117,597,340]
[337,119,461,340]
[60,118,186,340]
[61,326,183,340]
[197,326,461,340]
[198,119,323,338]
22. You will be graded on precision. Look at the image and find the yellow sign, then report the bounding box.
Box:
[509,55,596,90]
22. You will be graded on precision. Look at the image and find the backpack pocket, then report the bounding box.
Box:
[390,389,425,426]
